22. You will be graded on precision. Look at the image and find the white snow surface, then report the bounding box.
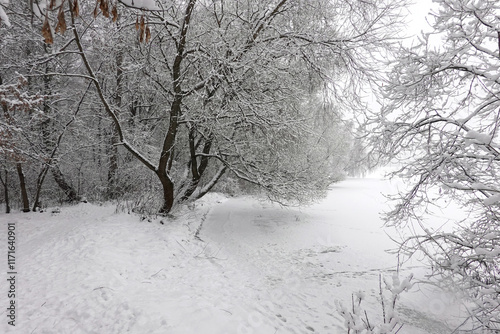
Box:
[0,178,466,333]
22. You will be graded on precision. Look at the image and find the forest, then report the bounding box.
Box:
[1,0,499,332]
[1,0,374,214]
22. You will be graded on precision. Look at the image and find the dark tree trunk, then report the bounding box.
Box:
[51,166,79,202]
[195,166,226,200]
[158,171,175,214]
[180,129,213,202]
[0,169,10,213]
[180,179,201,203]
[16,163,30,212]
[155,0,197,214]
[32,164,50,211]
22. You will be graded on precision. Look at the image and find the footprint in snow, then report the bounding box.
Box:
[276,314,287,322]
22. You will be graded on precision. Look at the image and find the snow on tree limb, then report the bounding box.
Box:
[369,0,500,331]
[0,0,10,27]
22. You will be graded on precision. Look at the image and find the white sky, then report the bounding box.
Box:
[398,0,441,49]
[404,0,436,43]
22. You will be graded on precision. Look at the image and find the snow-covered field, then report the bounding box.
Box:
[1,178,466,333]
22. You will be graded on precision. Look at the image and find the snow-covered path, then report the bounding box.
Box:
[0,178,462,334]
[201,178,461,334]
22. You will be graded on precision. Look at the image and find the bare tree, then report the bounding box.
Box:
[65,0,405,213]
[371,0,500,331]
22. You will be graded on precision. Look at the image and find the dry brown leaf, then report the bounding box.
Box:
[49,0,57,10]
[42,16,53,44]
[100,0,109,18]
[145,26,151,43]
[140,16,145,30]
[73,0,80,17]
[135,16,139,30]
[139,16,145,43]
[55,6,67,34]
[112,5,118,22]
[93,2,99,18]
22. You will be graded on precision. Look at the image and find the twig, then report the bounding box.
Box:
[379,273,386,323]
[151,268,163,278]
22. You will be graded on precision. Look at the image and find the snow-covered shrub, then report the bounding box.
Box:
[336,273,413,334]
[115,186,163,219]
[399,219,500,332]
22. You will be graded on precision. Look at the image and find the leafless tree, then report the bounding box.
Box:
[371,0,500,331]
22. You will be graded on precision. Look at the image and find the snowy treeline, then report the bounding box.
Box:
[0,0,401,213]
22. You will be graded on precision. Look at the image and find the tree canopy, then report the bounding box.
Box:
[0,0,406,213]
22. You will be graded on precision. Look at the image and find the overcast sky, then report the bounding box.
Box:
[404,0,435,44]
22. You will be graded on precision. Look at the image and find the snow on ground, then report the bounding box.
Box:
[0,178,466,333]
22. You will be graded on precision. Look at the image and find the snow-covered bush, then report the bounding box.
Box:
[336,274,413,334]
[399,220,500,332]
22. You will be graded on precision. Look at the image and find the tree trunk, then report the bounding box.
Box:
[33,43,54,207]
[155,0,197,214]
[180,130,213,202]
[38,44,79,203]
[51,166,79,202]
[0,169,10,213]
[107,133,119,198]
[157,171,174,214]
[107,49,123,199]
[16,163,30,212]
[32,164,50,211]
[196,166,226,200]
